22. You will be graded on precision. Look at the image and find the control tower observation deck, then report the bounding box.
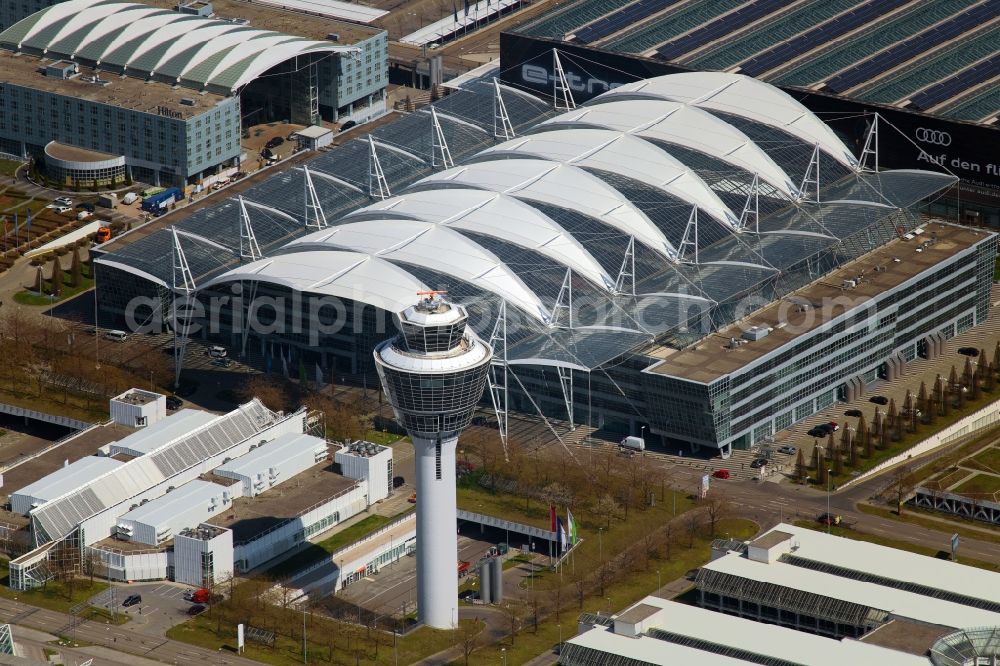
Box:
[373,293,492,628]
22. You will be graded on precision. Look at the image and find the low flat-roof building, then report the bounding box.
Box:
[565,525,1000,664]
[115,479,235,546]
[10,456,122,516]
[214,432,329,498]
[107,409,218,458]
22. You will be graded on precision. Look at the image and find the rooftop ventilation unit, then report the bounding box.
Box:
[742,326,769,342]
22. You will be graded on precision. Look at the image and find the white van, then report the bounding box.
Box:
[208,345,227,358]
[620,435,645,453]
[122,192,138,205]
[104,329,128,342]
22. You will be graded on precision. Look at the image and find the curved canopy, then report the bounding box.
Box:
[203,251,429,315]
[0,0,358,92]
[540,99,798,198]
[282,220,550,322]
[594,72,858,171]
[346,188,615,290]
[411,159,677,261]
[478,129,740,228]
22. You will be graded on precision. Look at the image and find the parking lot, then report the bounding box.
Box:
[88,582,201,637]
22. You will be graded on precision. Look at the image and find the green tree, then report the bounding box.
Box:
[832,442,843,476]
[49,258,63,296]
[795,448,808,483]
[69,248,82,287]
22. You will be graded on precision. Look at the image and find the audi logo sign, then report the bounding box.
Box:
[915,128,952,146]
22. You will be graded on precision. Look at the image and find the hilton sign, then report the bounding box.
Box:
[157,105,183,119]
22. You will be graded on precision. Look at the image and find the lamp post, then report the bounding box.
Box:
[501,647,506,666]
[558,624,562,655]
[598,527,604,562]
[827,468,833,534]
[657,569,661,591]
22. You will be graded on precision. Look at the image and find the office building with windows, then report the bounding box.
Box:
[0,0,386,186]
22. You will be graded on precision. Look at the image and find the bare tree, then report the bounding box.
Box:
[887,465,917,515]
[705,493,730,537]
[457,618,481,665]
[685,509,703,548]
[592,494,621,529]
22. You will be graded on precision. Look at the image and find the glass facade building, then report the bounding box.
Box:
[92,70,996,456]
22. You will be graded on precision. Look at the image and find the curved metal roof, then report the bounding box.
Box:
[537,99,798,199]
[477,129,740,228]
[594,72,858,171]
[282,221,551,322]
[412,158,677,260]
[203,251,430,314]
[0,0,358,92]
[346,188,615,291]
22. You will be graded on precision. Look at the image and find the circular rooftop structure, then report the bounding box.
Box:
[44,140,125,187]
[931,627,1000,666]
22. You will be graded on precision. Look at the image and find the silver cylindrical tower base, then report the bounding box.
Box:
[413,433,458,628]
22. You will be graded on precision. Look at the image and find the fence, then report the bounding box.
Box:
[0,401,92,432]
[839,398,1000,490]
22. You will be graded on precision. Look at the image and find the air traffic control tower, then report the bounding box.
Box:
[374,293,492,628]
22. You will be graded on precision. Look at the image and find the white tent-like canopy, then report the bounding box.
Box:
[347,189,615,290]
[595,72,859,171]
[476,129,741,228]
[0,0,359,92]
[537,100,799,198]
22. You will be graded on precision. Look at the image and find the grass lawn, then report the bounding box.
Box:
[792,521,1000,573]
[970,446,1000,474]
[0,559,124,623]
[267,510,413,579]
[953,473,1000,497]
[857,503,1000,544]
[14,274,93,307]
[167,607,481,666]
[364,429,403,446]
[0,159,23,178]
[462,518,757,666]
[0,380,109,423]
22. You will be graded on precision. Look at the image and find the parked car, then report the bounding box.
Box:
[712,469,730,479]
[958,347,979,357]
[54,196,73,206]
[207,345,227,358]
[190,588,211,604]
[777,445,796,455]
[122,594,141,607]
[265,136,284,149]
[828,421,840,431]
[122,192,139,205]
[187,604,207,616]
[817,513,842,526]
[95,226,113,243]
[76,202,96,212]
[52,205,72,214]
[340,120,357,132]
[750,458,767,469]
[166,395,183,410]
[407,492,417,503]
[845,409,863,417]
[808,424,833,438]
[76,210,91,220]
[392,476,405,488]
[869,395,889,405]
[210,358,234,368]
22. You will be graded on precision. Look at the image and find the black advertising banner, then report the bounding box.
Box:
[499,32,1000,200]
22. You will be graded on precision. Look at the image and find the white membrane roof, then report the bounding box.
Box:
[596,72,859,170]
[539,99,799,198]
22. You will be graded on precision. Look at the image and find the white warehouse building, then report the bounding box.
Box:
[106,409,218,458]
[10,456,122,516]
[115,480,237,546]
[214,432,329,497]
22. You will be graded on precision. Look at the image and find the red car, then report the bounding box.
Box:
[712,469,731,479]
